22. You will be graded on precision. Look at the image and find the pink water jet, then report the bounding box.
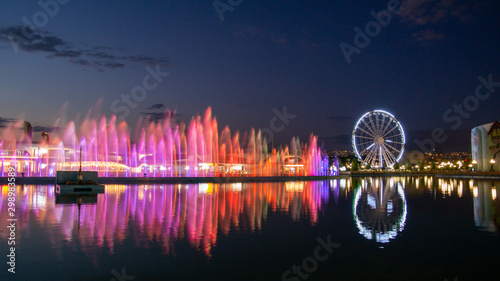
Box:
[0,107,330,177]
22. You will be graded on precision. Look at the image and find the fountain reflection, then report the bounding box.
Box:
[353,177,407,243]
[0,181,332,261]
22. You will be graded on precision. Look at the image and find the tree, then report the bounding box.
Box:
[419,162,425,171]
[406,161,412,171]
[366,163,371,170]
[351,159,359,171]
[430,161,437,171]
[394,162,400,170]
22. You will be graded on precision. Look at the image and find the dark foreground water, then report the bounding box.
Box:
[0,177,499,281]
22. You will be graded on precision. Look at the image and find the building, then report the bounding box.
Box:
[471,121,500,172]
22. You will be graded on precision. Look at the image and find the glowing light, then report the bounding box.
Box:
[492,187,497,200]
[473,187,478,198]
[199,183,209,194]
[232,183,242,192]
[285,182,304,192]
[199,163,212,170]
[353,181,407,243]
[230,165,242,171]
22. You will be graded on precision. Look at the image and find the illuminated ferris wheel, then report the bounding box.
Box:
[352,110,405,168]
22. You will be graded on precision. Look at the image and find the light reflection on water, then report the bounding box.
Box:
[353,178,407,243]
[0,177,499,280]
[0,181,332,258]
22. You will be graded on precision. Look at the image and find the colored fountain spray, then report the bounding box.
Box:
[0,107,329,177]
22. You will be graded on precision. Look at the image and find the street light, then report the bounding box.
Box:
[491,158,496,172]
[472,160,477,172]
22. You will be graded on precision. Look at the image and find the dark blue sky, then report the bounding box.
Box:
[1,0,499,151]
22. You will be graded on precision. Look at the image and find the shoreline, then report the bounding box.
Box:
[2,171,499,185]
[350,171,500,180]
[1,175,349,185]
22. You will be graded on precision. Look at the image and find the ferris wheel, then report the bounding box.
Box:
[352,110,405,168]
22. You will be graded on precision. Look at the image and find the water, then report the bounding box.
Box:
[1,177,499,281]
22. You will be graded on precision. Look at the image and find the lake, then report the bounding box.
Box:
[1,177,499,281]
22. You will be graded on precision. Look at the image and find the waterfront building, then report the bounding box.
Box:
[471,121,500,172]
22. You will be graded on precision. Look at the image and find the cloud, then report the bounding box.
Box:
[139,111,182,123]
[0,25,169,70]
[32,125,63,132]
[399,0,486,44]
[399,0,479,25]
[411,29,446,42]
[124,55,169,66]
[140,112,166,123]
[51,50,83,58]
[93,46,114,51]
[85,51,116,60]
[0,117,18,128]
[70,59,92,66]
[94,61,125,69]
[147,103,165,110]
[271,36,289,46]
[68,59,124,70]
[0,118,61,133]
[399,0,448,25]
[231,24,326,53]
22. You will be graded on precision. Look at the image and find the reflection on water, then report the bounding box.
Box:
[353,178,407,243]
[0,181,336,259]
[473,180,499,233]
[0,177,498,270]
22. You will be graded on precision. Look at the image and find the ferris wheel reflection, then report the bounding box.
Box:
[353,178,407,243]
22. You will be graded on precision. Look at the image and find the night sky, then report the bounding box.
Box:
[0,0,499,152]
